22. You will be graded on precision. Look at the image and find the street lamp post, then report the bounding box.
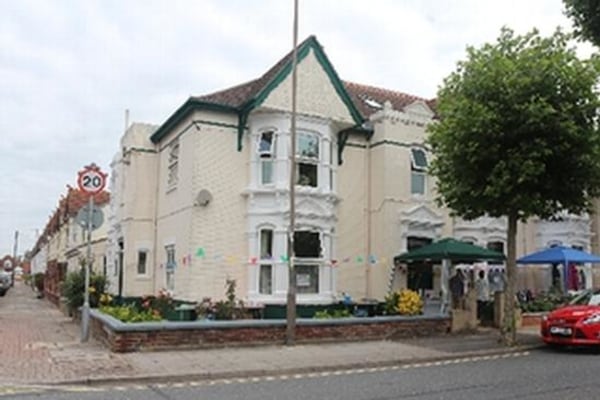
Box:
[286,0,299,346]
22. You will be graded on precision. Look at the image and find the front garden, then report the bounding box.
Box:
[58,271,449,352]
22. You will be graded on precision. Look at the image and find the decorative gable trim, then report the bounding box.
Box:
[250,37,363,126]
[150,98,239,144]
[151,36,365,152]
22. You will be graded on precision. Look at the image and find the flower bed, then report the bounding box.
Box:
[89,309,451,353]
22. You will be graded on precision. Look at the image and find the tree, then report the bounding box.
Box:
[427,28,600,344]
[564,0,600,46]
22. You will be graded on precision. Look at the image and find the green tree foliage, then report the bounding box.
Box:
[61,268,108,314]
[564,0,600,46]
[428,28,600,344]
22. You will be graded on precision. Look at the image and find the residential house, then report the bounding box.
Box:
[29,187,110,304]
[108,36,595,304]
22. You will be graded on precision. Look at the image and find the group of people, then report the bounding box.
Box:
[449,267,506,320]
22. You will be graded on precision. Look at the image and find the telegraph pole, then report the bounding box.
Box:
[286,0,299,346]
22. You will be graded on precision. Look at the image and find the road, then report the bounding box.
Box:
[2,347,598,400]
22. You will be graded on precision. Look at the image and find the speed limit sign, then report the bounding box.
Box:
[77,163,107,194]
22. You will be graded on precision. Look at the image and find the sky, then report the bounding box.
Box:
[0,0,595,256]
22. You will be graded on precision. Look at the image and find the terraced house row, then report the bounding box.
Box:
[30,36,600,305]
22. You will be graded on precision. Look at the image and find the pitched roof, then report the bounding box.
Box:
[151,35,364,145]
[151,35,436,145]
[343,81,435,118]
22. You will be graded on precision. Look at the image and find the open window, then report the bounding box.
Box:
[258,131,275,185]
[296,133,319,187]
[410,148,427,195]
[293,231,321,294]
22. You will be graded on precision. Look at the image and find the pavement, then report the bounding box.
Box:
[0,281,542,388]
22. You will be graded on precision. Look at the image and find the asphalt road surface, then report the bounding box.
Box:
[2,346,599,400]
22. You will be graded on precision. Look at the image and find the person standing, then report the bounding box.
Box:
[475,270,490,321]
[450,268,465,310]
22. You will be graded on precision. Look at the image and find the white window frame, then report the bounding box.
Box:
[165,245,176,292]
[410,148,428,195]
[258,228,274,294]
[296,132,320,188]
[293,230,323,295]
[137,249,149,276]
[257,131,276,186]
[167,140,179,189]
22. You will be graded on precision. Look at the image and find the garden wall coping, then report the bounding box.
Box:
[89,309,447,332]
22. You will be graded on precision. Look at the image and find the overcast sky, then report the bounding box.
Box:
[0,0,594,256]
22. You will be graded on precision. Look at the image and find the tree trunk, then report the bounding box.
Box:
[502,213,518,345]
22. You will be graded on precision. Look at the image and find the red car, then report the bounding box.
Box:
[541,289,600,346]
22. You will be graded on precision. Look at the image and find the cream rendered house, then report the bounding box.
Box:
[109,36,595,303]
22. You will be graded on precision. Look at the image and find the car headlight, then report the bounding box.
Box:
[582,314,600,325]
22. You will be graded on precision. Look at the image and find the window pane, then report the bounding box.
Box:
[411,148,427,169]
[487,241,505,265]
[411,172,425,194]
[296,264,319,294]
[166,270,175,291]
[259,131,274,154]
[261,160,273,184]
[259,264,272,294]
[137,251,147,275]
[297,133,319,158]
[260,230,273,259]
[294,231,321,258]
[297,163,317,187]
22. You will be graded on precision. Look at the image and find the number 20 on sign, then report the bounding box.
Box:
[77,163,107,194]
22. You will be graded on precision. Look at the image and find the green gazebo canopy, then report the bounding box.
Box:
[394,238,505,263]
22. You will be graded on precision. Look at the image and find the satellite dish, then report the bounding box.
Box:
[195,189,212,207]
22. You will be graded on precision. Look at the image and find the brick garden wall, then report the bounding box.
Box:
[89,310,450,353]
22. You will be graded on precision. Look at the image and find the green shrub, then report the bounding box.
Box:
[61,268,107,313]
[33,272,45,293]
[313,309,352,319]
[196,279,247,320]
[519,288,573,313]
[100,304,162,323]
[384,291,401,315]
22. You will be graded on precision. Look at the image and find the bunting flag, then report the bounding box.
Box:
[331,259,338,267]
[342,257,351,263]
[280,255,289,262]
[369,255,377,265]
[381,257,388,264]
[195,248,206,258]
[249,256,258,265]
[356,256,364,263]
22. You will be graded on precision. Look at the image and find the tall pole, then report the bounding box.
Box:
[12,230,18,286]
[286,0,299,346]
[81,194,93,342]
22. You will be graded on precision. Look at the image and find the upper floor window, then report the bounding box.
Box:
[410,148,427,195]
[296,133,319,187]
[167,140,179,189]
[258,131,275,185]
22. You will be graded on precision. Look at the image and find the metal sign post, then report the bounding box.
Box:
[77,163,107,343]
